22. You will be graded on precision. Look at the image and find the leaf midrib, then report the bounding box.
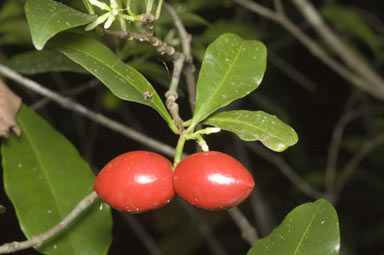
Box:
[52,37,175,130]
[53,43,167,113]
[193,38,245,126]
[292,201,323,255]
[18,117,77,253]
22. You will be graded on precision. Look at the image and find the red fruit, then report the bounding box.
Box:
[173,151,254,210]
[94,151,174,213]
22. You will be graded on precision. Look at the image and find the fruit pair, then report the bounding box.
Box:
[94,151,255,213]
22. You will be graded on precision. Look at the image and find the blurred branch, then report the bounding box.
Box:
[0,192,98,254]
[290,0,384,97]
[227,207,259,245]
[233,0,384,101]
[335,132,384,200]
[231,134,276,236]
[324,93,362,198]
[177,198,227,255]
[0,64,179,158]
[246,142,324,199]
[120,213,163,255]
[269,52,317,92]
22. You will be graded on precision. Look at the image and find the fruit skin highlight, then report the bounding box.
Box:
[173,151,255,210]
[94,151,174,213]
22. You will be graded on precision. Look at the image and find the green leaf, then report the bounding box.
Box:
[48,32,177,132]
[190,33,267,129]
[247,199,340,255]
[7,49,86,75]
[101,90,122,111]
[204,110,298,152]
[1,105,112,255]
[0,18,31,46]
[0,0,24,22]
[25,0,96,50]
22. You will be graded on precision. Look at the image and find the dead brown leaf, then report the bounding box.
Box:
[0,79,22,137]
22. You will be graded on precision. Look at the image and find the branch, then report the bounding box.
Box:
[0,64,179,158]
[324,93,362,197]
[105,29,176,56]
[231,134,276,236]
[290,0,384,96]
[30,79,99,110]
[163,2,197,111]
[227,207,259,245]
[268,51,317,92]
[107,9,189,133]
[165,53,185,132]
[177,198,227,255]
[233,0,384,101]
[0,192,98,254]
[335,132,384,198]
[246,142,324,199]
[119,213,163,255]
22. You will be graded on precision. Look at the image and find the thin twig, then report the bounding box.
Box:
[227,207,259,245]
[290,0,384,97]
[246,142,324,199]
[335,132,384,199]
[107,12,188,132]
[324,93,362,197]
[0,64,179,158]
[165,54,185,132]
[269,51,317,92]
[105,30,176,56]
[163,2,197,111]
[163,3,191,60]
[231,134,275,236]
[177,198,227,255]
[233,0,384,102]
[30,79,99,110]
[0,192,98,254]
[120,213,163,255]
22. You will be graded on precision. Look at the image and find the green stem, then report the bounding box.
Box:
[194,134,209,151]
[125,0,136,16]
[173,136,186,169]
[82,0,95,14]
[145,0,154,14]
[155,0,164,19]
[183,119,192,127]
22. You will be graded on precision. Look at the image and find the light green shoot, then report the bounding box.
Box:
[145,0,155,14]
[85,0,140,31]
[155,0,164,19]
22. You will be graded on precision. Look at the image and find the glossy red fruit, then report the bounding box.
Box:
[173,151,254,210]
[94,151,174,213]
